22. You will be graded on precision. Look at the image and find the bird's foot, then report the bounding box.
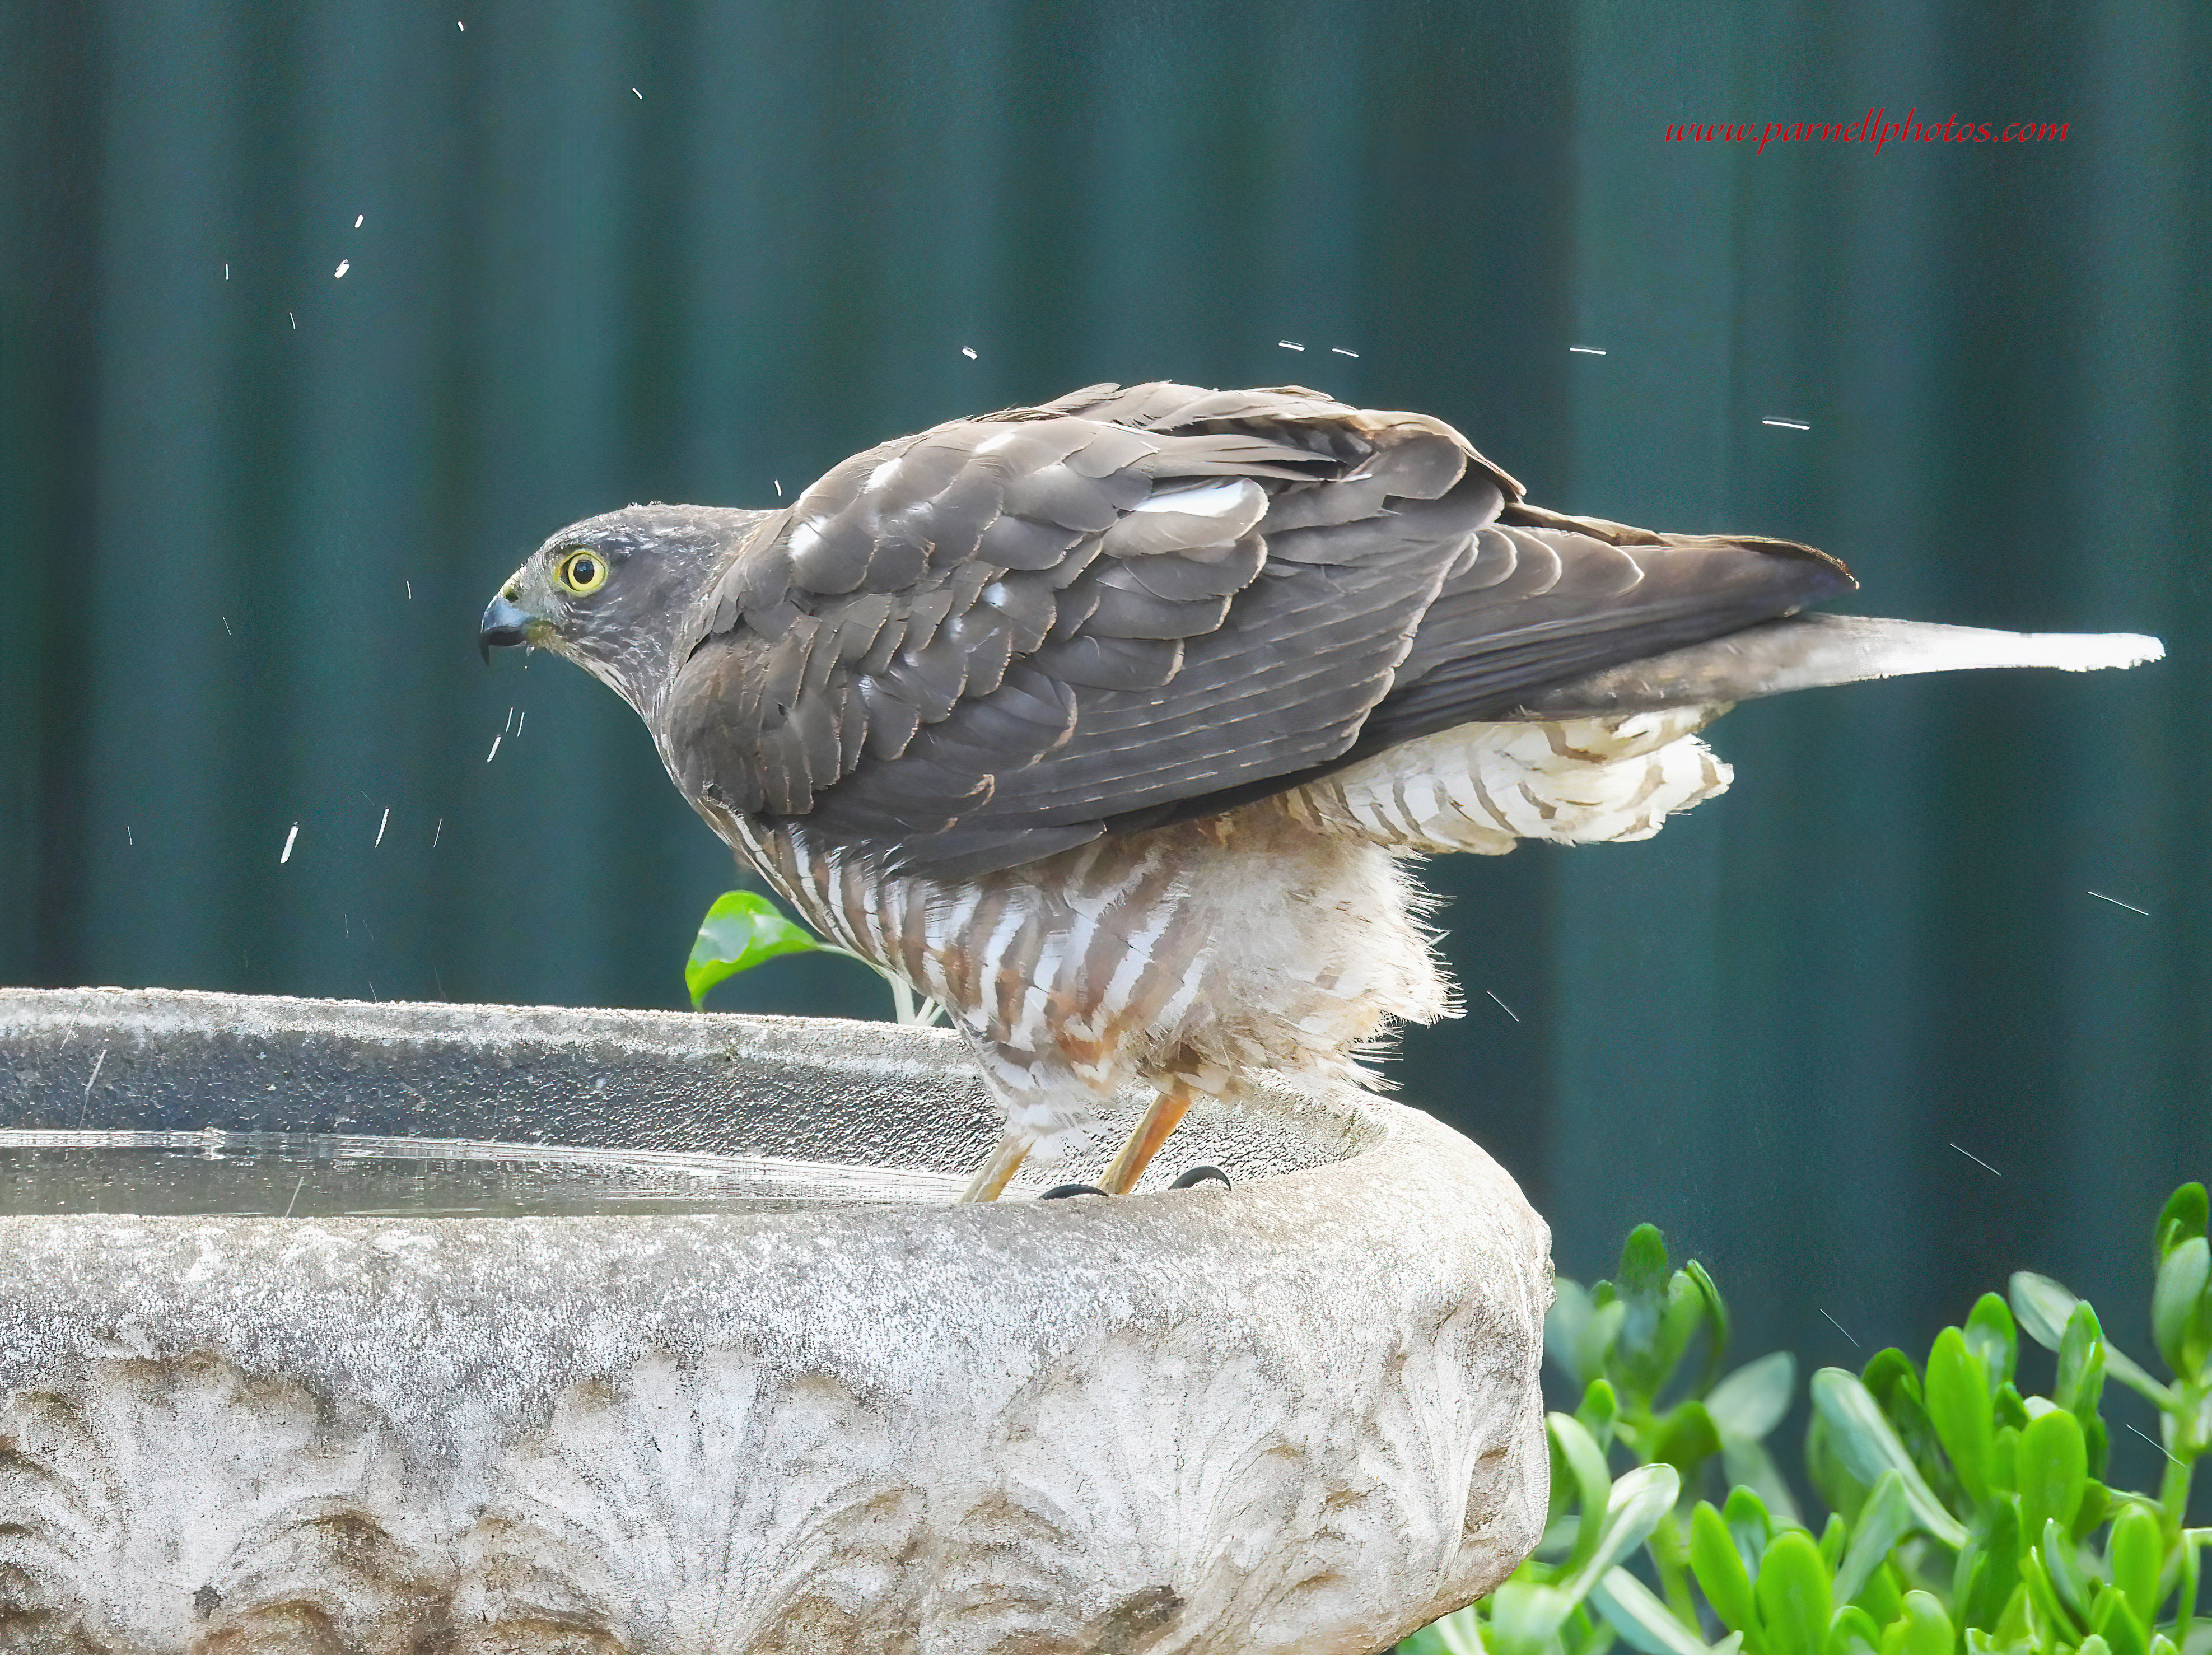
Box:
[1095,1084,1197,1194]
[1036,1168,1229,1200]
[958,1131,1033,1202]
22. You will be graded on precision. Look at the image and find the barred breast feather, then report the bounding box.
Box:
[730,810,1448,1150]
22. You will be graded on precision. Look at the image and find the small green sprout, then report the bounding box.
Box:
[685,889,946,1025]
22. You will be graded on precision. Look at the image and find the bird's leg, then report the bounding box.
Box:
[1095,1080,1196,1195]
[958,1130,1033,1202]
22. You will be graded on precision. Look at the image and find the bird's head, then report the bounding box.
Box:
[479,504,766,717]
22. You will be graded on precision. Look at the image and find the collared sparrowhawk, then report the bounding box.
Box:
[479,381,2163,1200]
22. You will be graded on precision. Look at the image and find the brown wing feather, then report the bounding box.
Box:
[1347,513,1855,754]
[662,384,1500,868]
[659,383,1851,878]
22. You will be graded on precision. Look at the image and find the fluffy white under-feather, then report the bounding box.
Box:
[1287,707,1733,855]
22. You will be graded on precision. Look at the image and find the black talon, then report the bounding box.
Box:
[1040,1182,1112,1200]
[1169,1165,1230,1190]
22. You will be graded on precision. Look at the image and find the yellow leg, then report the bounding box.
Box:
[1095,1083,1195,1195]
[958,1130,1032,1202]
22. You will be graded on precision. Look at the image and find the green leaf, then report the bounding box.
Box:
[2018,1542,2068,1640]
[1953,1502,2020,1633]
[1490,1579,1576,1655]
[1831,1471,1914,1609]
[1551,1411,1620,1578]
[1824,1606,1882,1655]
[1581,1301,1631,1395]
[1856,1564,1902,1629]
[1651,1270,1716,1398]
[685,891,827,1008]
[2093,1586,2152,1655]
[2010,1271,2079,1351]
[2156,1185,2209,1265]
[2172,1527,2205,1649]
[2108,1503,2164,1628]
[1991,1579,2033,1647]
[2055,1300,2110,1421]
[1809,1369,1969,1549]
[2084,1416,2111,1484]
[1590,1567,1743,1655]
[1621,1224,1673,1297]
[1579,1378,1622,1452]
[1955,1575,2008,1646]
[1607,1228,1711,1404]
[1398,1608,1485,1655]
[2012,1272,2174,1407]
[1862,1350,1968,1515]
[1805,1412,1869,1525]
[1860,1350,1924,1411]
[2026,1522,2088,1637]
[2070,1480,2111,1544]
[1724,1485,1775,1578]
[1966,1295,2018,1392]
[1819,1514,1848,1575]
[1710,1354,1799,1445]
[2150,1237,2211,1378]
[1924,1328,1995,1505]
[2077,1638,2113,1655]
[1651,1401,1724,1479]
[1692,1500,1762,1649]
[1987,1423,2018,1496]
[2038,1516,2094,1625]
[1546,1416,1582,1531]
[1551,1279,1598,1387]
[1753,1531,1833,1655]
[2016,1409,2087,1540]
[1560,1463,1684,1603]
[1688,1260,1734,1397]
[1579,1607,1631,1655]
[1882,1591,1954,1655]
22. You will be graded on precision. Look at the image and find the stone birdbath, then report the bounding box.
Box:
[0,986,1551,1654]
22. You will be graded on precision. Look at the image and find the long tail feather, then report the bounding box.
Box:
[1515,613,2164,716]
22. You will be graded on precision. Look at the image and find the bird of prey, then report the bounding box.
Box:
[480,382,2161,1200]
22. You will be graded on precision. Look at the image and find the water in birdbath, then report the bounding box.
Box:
[0,1130,968,1218]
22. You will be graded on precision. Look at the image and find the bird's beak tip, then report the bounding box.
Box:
[479,593,533,664]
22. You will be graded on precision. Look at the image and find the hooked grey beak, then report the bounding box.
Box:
[479,592,531,664]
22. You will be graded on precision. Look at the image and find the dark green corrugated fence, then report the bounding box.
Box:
[3,0,2206,1497]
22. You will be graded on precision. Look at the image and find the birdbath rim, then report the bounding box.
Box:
[0,983,1398,1205]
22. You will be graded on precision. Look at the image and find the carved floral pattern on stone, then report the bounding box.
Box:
[0,1303,1541,1655]
[474,1349,927,1651]
[0,1352,433,1652]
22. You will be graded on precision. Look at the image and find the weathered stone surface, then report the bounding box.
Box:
[0,988,1551,1654]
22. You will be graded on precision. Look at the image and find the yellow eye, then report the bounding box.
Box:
[555,548,609,595]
